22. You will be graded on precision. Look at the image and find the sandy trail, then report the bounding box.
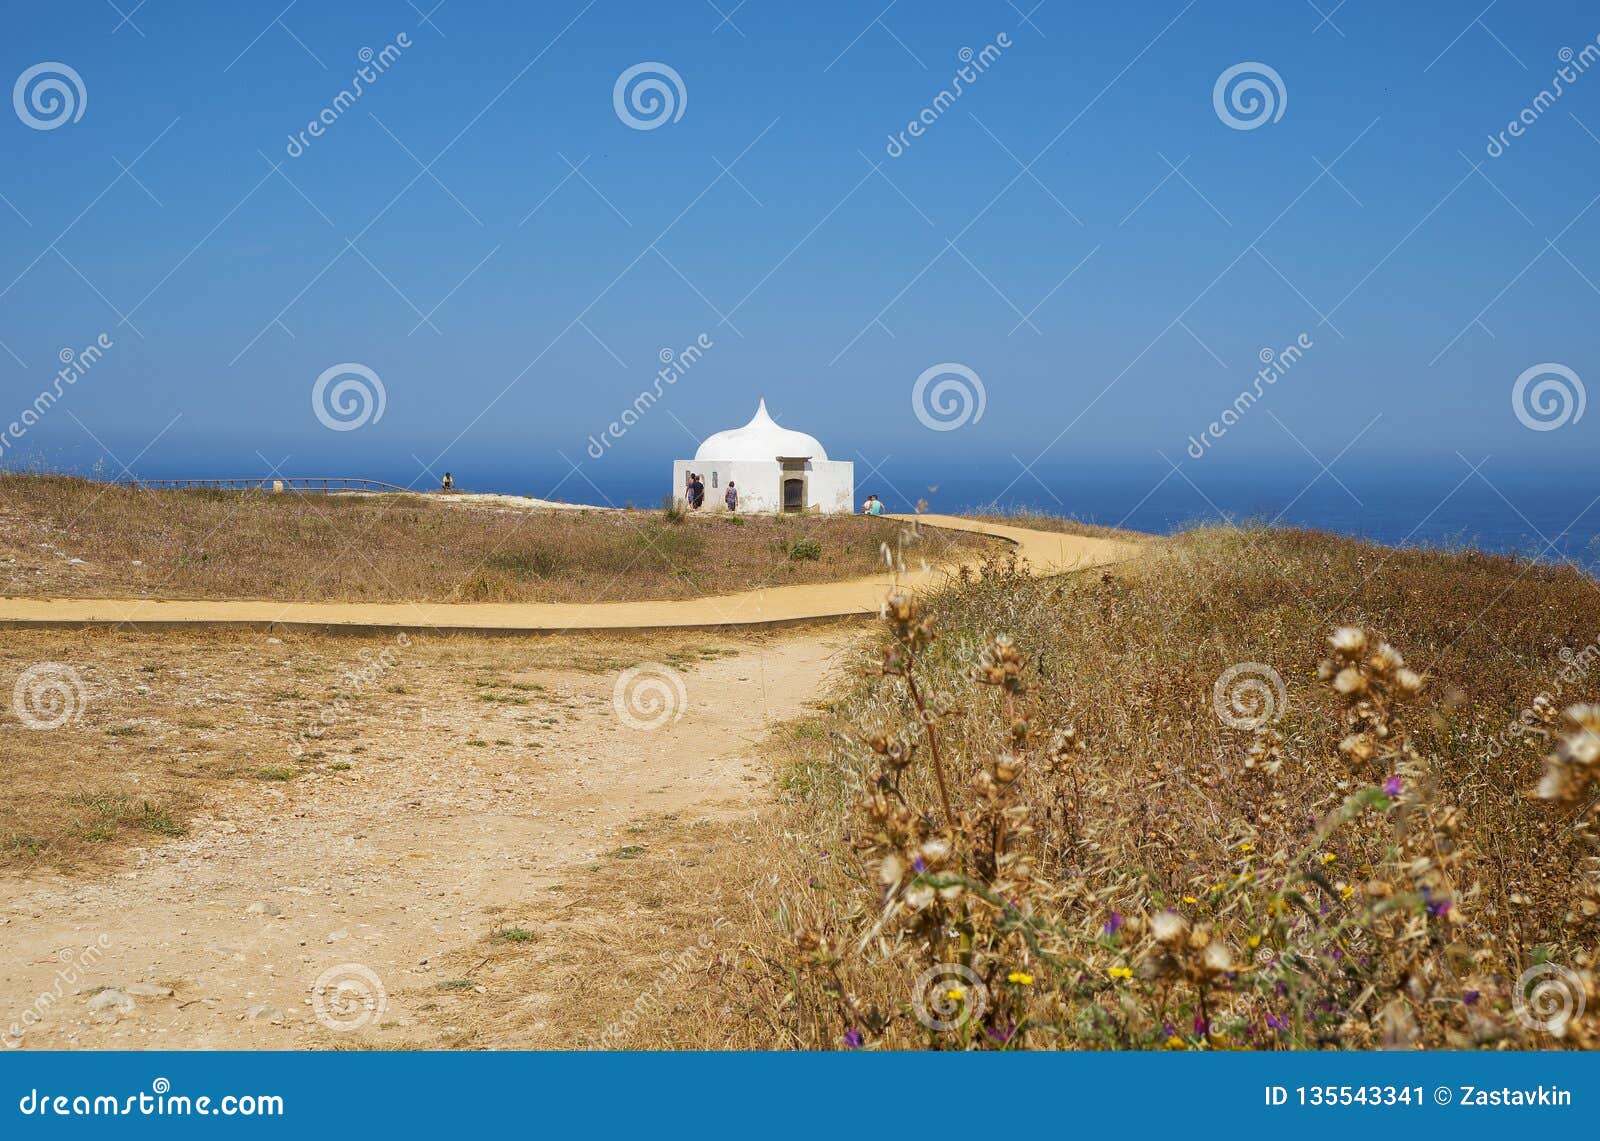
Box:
[0,630,849,1049]
[0,515,1139,632]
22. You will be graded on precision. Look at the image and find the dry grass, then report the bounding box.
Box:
[413,813,784,1049]
[0,474,999,604]
[0,625,764,873]
[16,515,1598,1052]
[967,506,1151,543]
[573,525,1600,1050]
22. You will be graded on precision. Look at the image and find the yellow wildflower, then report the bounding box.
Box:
[1337,883,1355,901]
[1164,1035,1185,1049]
[1238,841,1255,853]
[1247,934,1261,949]
[1108,966,1133,980]
[944,987,966,1002]
[1008,971,1034,985]
[1321,853,1337,865]
[1181,895,1198,904]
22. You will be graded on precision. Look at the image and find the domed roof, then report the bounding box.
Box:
[693,399,827,462]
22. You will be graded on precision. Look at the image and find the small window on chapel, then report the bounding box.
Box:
[711,471,718,487]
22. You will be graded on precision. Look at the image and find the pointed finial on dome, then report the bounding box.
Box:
[752,398,774,424]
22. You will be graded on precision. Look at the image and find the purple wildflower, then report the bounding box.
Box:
[1105,911,1125,935]
[987,1023,1015,1044]
[1383,774,1402,797]
[1266,1012,1289,1031]
[1193,1013,1209,1035]
[912,858,926,874]
[1464,990,1481,1006]
[843,1028,863,1049]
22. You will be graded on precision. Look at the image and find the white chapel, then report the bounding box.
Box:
[673,399,854,513]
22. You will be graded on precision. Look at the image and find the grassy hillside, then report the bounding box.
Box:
[0,475,997,603]
[543,525,1600,1050]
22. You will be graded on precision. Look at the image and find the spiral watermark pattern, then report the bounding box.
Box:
[12,663,87,730]
[912,963,989,1032]
[911,363,986,432]
[310,963,388,1032]
[1511,363,1585,432]
[1212,662,1287,730]
[1513,962,1586,1034]
[13,62,87,130]
[613,62,686,131]
[311,363,386,432]
[612,663,687,730]
[1212,62,1286,131]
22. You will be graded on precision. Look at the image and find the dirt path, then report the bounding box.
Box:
[0,629,850,1049]
[0,515,1139,633]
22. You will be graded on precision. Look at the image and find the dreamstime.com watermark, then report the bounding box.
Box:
[597,924,724,1046]
[17,1078,284,1117]
[13,61,86,130]
[311,361,387,432]
[612,663,687,731]
[289,634,413,758]
[1484,634,1600,762]
[284,35,412,158]
[1511,362,1584,432]
[586,334,713,459]
[912,362,986,432]
[1513,961,1587,1036]
[912,962,990,1032]
[613,62,686,130]
[11,663,88,730]
[883,36,1012,158]
[1485,40,1600,158]
[0,334,114,462]
[1213,662,1288,731]
[1213,62,1287,131]
[3,935,110,1048]
[310,963,388,1032]
[1186,333,1313,460]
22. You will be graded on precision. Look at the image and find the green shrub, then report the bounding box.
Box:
[788,538,822,561]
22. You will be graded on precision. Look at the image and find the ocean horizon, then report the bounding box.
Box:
[15,454,1600,572]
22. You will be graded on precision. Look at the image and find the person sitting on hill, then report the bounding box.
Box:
[862,493,884,516]
[441,472,455,492]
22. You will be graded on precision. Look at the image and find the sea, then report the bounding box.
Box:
[41,454,1600,574]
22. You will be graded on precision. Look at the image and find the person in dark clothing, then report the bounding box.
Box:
[724,481,737,512]
[690,474,705,509]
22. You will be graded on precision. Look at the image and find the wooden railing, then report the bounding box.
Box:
[115,476,416,494]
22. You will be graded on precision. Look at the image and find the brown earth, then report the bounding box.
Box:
[0,625,851,1048]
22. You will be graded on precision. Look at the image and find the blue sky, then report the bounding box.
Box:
[3,0,1599,510]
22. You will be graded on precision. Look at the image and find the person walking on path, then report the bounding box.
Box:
[691,474,705,510]
[724,481,738,512]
